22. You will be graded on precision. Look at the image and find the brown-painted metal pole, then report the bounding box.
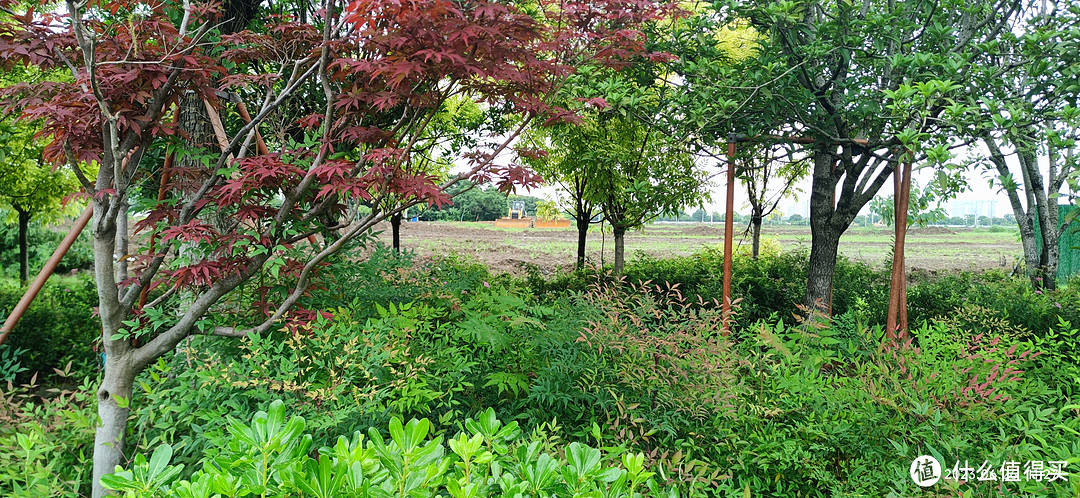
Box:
[137,149,177,309]
[887,157,901,339]
[137,106,182,309]
[886,151,913,341]
[722,138,737,335]
[0,205,94,345]
[234,101,270,157]
[897,157,912,335]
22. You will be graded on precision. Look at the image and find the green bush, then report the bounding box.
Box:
[130,304,427,471]
[0,366,97,497]
[528,247,1077,340]
[906,270,1080,336]
[0,274,100,382]
[123,283,1080,497]
[0,218,93,278]
[618,246,890,329]
[106,401,666,498]
[9,251,1080,497]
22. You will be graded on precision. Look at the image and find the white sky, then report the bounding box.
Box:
[515,143,1072,220]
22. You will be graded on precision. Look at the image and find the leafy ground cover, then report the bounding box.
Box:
[1,246,1078,496]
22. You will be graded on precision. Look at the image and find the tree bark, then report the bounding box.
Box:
[575,216,589,269]
[115,199,129,284]
[612,225,626,275]
[750,213,763,259]
[1019,148,1060,291]
[984,135,1055,290]
[390,211,402,254]
[91,195,129,498]
[92,358,136,497]
[805,223,841,313]
[16,206,30,286]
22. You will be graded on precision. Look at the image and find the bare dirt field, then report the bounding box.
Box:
[370,221,1023,276]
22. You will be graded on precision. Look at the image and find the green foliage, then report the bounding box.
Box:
[307,243,497,322]
[0,214,94,277]
[0,344,28,382]
[417,182,542,222]
[906,270,1080,338]
[0,274,100,381]
[13,249,1080,497]
[869,181,951,228]
[107,401,667,498]
[0,366,97,497]
[534,199,562,221]
[130,305,413,470]
[620,247,890,329]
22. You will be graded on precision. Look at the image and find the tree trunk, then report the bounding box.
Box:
[750,213,763,259]
[1044,201,1060,292]
[92,358,136,498]
[984,136,1050,290]
[613,225,626,275]
[115,199,129,283]
[16,206,29,286]
[805,150,839,312]
[805,224,841,312]
[1022,147,1058,290]
[90,195,130,498]
[575,216,589,269]
[390,211,402,254]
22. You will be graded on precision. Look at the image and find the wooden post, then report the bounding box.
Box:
[0,206,94,344]
[722,138,737,335]
[886,150,913,340]
[234,100,270,156]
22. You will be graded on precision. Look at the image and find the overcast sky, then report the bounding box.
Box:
[516,142,1071,220]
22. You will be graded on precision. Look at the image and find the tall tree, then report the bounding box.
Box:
[521,119,602,269]
[0,0,670,495]
[972,0,1080,290]
[0,121,82,285]
[583,114,706,275]
[664,0,1023,310]
[735,142,807,258]
[0,55,83,285]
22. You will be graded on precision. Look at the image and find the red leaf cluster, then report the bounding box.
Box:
[0,0,677,330]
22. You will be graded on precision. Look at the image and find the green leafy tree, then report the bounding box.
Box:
[521,118,603,269]
[868,182,948,228]
[0,52,85,285]
[535,198,562,221]
[0,120,82,286]
[585,114,707,275]
[736,143,807,258]
[663,0,1024,310]
[970,1,1080,290]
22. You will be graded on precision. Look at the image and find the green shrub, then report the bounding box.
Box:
[116,253,1080,497]
[0,366,97,497]
[106,401,667,498]
[907,270,1080,336]
[617,246,890,329]
[0,218,93,278]
[0,274,100,382]
[130,304,424,470]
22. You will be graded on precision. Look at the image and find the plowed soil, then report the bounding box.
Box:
[372,221,1022,276]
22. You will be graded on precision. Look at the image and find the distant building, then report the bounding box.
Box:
[784,199,810,218]
[951,199,995,220]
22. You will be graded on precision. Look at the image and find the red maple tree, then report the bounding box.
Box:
[0,0,675,494]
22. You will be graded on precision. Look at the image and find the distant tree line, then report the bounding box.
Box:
[415,182,544,222]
